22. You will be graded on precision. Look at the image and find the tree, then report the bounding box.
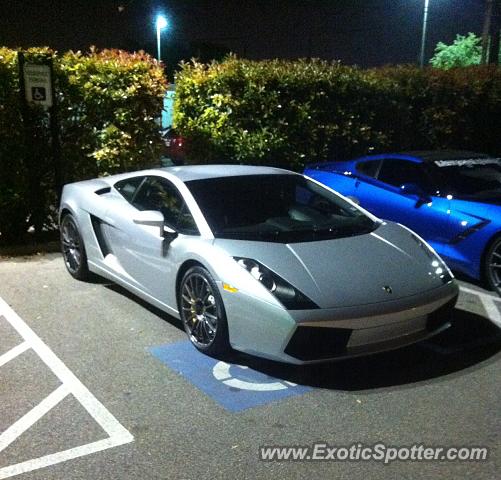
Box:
[429,33,482,69]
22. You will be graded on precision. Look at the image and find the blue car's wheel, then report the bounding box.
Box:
[486,236,501,296]
[179,266,230,355]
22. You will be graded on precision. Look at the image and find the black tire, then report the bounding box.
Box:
[485,235,501,296]
[178,266,230,356]
[60,214,90,281]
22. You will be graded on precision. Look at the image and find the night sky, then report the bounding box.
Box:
[0,0,486,71]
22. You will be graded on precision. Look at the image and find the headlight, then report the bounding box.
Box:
[403,226,454,283]
[234,257,319,310]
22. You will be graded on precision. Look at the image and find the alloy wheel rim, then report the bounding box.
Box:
[181,273,218,347]
[61,219,82,273]
[489,241,501,292]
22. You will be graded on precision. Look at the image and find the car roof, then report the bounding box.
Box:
[305,150,496,174]
[158,164,295,182]
[396,150,489,162]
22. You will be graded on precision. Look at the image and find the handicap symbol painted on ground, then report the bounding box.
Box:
[150,341,312,412]
[212,361,298,391]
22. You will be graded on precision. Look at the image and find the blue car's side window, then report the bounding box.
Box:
[356,160,381,179]
[377,160,432,192]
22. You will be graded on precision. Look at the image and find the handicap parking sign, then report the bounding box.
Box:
[23,62,53,107]
[150,341,312,412]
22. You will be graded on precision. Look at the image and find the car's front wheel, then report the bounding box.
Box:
[179,266,230,355]
[60,214,90,281]
[485,235,501,296]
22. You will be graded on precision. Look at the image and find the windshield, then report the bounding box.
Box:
[186,174,378,242]
[431,158,501,200]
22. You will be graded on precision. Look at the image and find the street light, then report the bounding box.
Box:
[420,0,430,67]
[155,14,168,62]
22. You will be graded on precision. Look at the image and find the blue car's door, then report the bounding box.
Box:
[353,158,452,257]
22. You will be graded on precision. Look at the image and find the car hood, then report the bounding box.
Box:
[214,222,450,309]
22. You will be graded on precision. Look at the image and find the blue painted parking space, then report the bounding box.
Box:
[150,341,313,412]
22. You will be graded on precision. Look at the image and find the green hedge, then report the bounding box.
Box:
[0,48,28,242]
[0,47,167,243]
[173,57,501,169]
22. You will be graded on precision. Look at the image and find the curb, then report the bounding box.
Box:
[0,241,60,258]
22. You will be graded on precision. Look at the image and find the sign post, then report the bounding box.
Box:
[18,51,63,213]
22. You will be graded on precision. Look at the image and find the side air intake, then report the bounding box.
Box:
[90,215,112,257]
[94,187,111,195]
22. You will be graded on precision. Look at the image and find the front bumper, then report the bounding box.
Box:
[224,281,458,364]
[284,295,455,361]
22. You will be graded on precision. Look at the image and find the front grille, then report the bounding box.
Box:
[284,326,352,361]
[426,295,458,332]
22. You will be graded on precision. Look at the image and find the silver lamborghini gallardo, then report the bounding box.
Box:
[59,165,458,364]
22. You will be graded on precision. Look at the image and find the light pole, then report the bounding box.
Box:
[481,0,494,64]
[420,0,430,67]
[155,14,168,62]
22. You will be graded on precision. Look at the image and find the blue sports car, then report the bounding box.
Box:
[304,151,501,296]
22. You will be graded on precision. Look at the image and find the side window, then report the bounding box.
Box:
[356,160,381,178]
[133,176,199,235]
[377,160,430,190]
[114,177,145,203]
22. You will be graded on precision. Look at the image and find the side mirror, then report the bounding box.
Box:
[400,183,431,206]
[133,210,165,236]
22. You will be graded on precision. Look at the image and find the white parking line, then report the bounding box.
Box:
[459,286,501,327]
[0,385,69,453]
[0,343,30,368]
[0,298,133,479]
[421,287,501,354]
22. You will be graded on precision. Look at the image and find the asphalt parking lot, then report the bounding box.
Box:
[0,253,500,479]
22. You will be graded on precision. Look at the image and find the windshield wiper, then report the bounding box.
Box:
[217,229,284,240]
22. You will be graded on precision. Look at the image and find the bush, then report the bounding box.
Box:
[374,65,501,155]
[58,48,167,179]
[174,56,501,170]
[0,47,167,244]
[174,57,394,170]
[0,47,52,241]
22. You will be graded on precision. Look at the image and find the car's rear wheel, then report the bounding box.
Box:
[60,214,90,281]
[179,266,230,355]
[485,236,501,296]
